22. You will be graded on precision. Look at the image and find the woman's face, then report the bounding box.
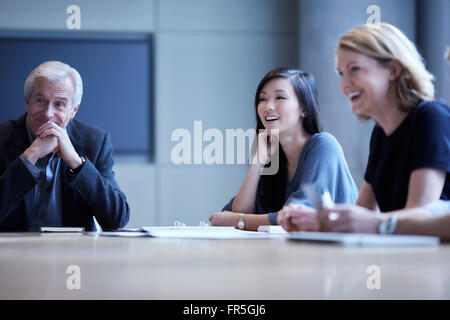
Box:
[337,48,392,117]
[257,78,304,134]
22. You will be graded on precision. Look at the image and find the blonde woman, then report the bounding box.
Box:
[279,23,449,234]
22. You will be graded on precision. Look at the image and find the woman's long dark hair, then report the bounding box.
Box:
[255,68,322,212]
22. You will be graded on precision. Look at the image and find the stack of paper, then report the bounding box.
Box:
[98,226,279,239]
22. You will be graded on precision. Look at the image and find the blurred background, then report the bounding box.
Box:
[0,0,448,227]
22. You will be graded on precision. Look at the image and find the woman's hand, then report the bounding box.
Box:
[251,130,280,166]
[318,204,383,233]
[277,203,320,232]
[209,211,240,227]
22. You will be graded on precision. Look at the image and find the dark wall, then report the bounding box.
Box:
[0,32,153,156]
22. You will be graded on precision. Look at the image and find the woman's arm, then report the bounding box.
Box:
[209,132,276,230]
[209,210,270,231]
[319,201,450,237]
[405,168,446,208]
[223,131,272,228]
[394,206,450,240]
[231,162,264,213]
[355,180,379,211]
[231,131,274,213]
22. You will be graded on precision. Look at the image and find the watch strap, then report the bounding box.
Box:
[378,215,398,234]
[67,156,86,176]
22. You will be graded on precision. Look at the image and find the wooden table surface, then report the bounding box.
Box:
[1,232,449,299]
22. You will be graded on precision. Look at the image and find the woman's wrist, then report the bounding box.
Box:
[249,161,265,176]
[250,151,270,167]
[244,214,270,231]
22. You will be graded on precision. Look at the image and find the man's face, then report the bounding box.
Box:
[25,76,79,137]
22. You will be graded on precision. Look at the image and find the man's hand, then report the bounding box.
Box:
[22,135,58,165]
[36,121,82,169]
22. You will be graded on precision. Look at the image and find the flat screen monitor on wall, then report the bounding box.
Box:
[0,31,153,159]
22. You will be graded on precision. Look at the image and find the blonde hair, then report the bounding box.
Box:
[337,23,434,114]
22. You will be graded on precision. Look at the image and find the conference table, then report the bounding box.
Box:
[1,231,450,300]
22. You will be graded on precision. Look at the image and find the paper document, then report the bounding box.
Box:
[257,225,288,234]
[147,226,274,239]
[103,226,277,239]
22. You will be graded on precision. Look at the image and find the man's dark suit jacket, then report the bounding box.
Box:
[0,113,130,231]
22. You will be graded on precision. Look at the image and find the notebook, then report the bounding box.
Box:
[288,231,440,246]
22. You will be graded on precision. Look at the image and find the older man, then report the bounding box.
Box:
[0,61,129,231]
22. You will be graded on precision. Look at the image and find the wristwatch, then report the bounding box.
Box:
[67,156,86,176]
[237,214,245,230]
[378,215,398,234]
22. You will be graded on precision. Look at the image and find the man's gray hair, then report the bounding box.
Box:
[24,61,83,108]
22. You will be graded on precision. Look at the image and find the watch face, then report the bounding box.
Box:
[379,216,397,235]
[238,221,244,229]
